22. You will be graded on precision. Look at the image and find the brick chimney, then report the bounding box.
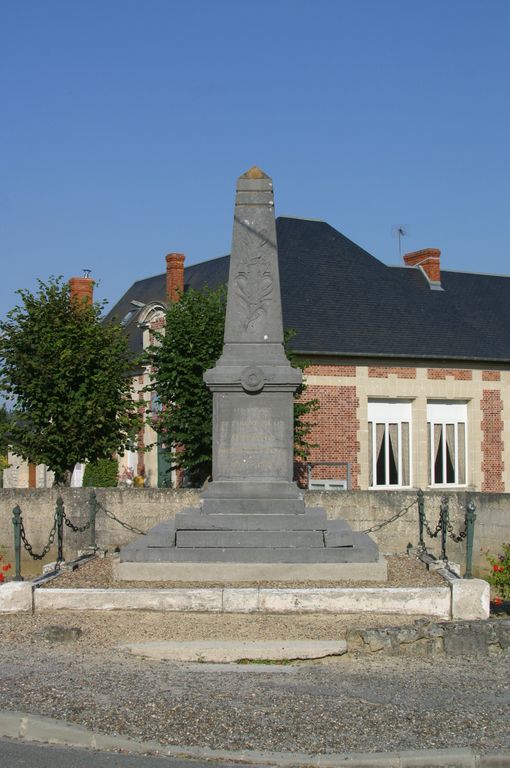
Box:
[166,252,185,302]
[69,275,94,305]
[403,248,442,289]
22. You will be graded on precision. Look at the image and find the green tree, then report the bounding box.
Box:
[0,406,11,486]
[0,277,141,485]
[147,286,318,486]
[0,405,11,458]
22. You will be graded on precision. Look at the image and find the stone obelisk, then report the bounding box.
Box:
[201,166,305,514]
[118,168,383,579]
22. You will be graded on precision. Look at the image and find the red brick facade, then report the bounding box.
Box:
[482,370,501,381]
[427,368,472,380]
[304,384,360,489]
[481,389,505,492]
[368,367,417,379]
[306,364,356,377]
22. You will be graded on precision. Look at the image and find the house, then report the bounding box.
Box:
[108,216,510,493]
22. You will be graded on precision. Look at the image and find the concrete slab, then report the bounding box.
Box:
[33,582,451,618]
[450,577,490,620]
[34,587,223,612]
[0,582,33,613]
[119,639,348,662]
[258,587,451,617]
[113,557,388,582]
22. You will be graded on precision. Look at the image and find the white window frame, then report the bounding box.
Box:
[368,400,413,489]
[427,401,468,487]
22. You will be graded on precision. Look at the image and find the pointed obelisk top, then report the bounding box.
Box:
[240,166,270,180]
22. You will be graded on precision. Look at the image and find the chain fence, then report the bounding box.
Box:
[361,498,418,535]
[10,488,477,581]
[95,500,147,536]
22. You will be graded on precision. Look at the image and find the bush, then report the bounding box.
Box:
[83,459,118,487]
[485,543,510,600]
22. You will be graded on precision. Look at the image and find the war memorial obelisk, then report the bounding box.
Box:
[118,168,384,581]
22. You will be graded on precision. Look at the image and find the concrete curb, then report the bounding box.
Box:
[0,565,491,622]
[119,639,348,662]
[0,710,508,767]
[32,585,453,617]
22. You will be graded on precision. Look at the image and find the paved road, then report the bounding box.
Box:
[0,738,260,768]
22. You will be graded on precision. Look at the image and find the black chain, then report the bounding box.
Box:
[19,516,57,561]
[96,501,146,536]
[62,510,91,533]
[423,511,442,539]
[361,498,418,534]
[446,517,467,543]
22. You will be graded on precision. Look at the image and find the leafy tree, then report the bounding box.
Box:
[147,286,227,486]
[0,405,10,486]
[0,277,141,485]
[0,405,11,458]
[147,286,318,486]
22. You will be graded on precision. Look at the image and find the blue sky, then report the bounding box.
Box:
[1,0,509,315]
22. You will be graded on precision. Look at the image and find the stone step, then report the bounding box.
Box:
[324,519,354,548]
[175,530,325,549]
[201,498,305,514]
[121,533,380,563]
[174,508,329,531]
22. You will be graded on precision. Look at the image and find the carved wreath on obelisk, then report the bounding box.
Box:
[235,250,274,331]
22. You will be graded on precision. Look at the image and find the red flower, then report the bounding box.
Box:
[2,565,9,572]
[493,597,503,605]
[0,573,4,583]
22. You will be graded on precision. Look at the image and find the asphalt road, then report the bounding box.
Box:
[0,739,260,768]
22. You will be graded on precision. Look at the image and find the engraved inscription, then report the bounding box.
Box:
[217,404,289,479]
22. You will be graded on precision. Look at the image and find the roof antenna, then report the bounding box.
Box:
[83,269,92,278]
[392,226,407,259]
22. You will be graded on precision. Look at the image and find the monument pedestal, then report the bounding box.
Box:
[119,167,384,582]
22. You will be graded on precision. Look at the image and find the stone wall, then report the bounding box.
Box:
[1,488,509,575]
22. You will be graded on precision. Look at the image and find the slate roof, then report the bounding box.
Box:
[106,216,510,363]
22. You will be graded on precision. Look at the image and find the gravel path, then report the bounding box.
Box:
[39,553,446,589]
[3,555,506,756]
[0,624,508,755]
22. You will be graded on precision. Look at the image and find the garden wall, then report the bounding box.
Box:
[0,488,508,576]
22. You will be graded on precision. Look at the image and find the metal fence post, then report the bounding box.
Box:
[55,497,64,564]
[464,501,476,579]
[89,490,97,549]
[12,505,24,582]
[417,489,425,549]
[440,496,449,561]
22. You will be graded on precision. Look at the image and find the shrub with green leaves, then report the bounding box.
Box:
[83,458,119,487]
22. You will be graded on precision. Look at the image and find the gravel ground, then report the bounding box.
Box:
[3,555,506,756]
[39,552,446,589]
[0,620,508,755]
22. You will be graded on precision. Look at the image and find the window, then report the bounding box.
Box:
[368,400,412,488]
[427,402,467,486]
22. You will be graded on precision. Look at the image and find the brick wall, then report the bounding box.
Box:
[481,389,505,492]
[368,367,416,379]
[305,384,360,488]
[427,368,472,380]
[306,364,356,377]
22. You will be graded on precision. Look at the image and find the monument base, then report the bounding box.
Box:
[114,557,388,583]
[119,507,384,580]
